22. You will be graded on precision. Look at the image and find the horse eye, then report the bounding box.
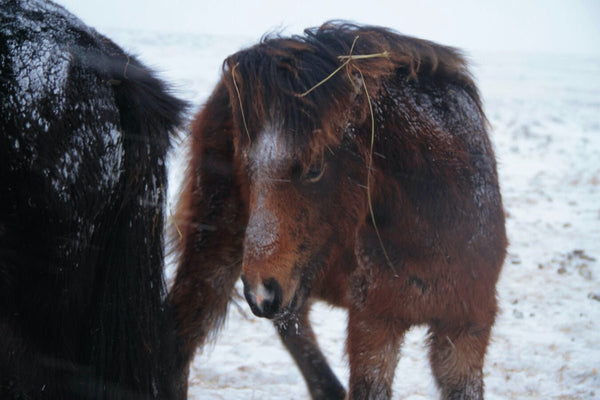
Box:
[303,161,326,183]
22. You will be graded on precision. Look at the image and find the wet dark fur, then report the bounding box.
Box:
[170,22,506,399]
[0,1,186,398]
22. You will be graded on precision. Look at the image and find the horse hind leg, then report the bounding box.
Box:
[427,322,492,400]
[276,305,346,400]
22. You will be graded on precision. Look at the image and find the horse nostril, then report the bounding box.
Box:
[260,278,282,318]
[241,275,282,319]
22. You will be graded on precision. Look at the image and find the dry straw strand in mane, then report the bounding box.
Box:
[295,35,391,97]
[297,35,398,275]
[231,62,252,142]
[357,67,398,276]
[298,35,358,97]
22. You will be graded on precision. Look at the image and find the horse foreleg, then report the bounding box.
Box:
[276,305,346,400]
[168,250,242,399]
[166,155,245,398]
[167,181,244,398]
[167,81,247,399]
[346,305,406,400]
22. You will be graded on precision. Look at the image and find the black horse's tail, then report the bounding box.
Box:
[81,49,187,399]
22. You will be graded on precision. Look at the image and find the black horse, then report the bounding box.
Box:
[1,1,186,398]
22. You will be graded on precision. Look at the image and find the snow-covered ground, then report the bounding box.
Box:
[108,29,599,399]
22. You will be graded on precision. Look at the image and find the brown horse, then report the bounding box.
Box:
[169,22,507,400]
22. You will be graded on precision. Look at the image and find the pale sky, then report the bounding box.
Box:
[54,0,600,55]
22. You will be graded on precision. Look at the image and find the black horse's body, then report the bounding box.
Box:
[1,1,185,398]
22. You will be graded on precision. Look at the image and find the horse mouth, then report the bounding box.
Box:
[242,275,306,320]
[242,278,304,322]
[241,258,320,320]
[271,259,321,321]
[272,294,302,327]
[256,291,302,322]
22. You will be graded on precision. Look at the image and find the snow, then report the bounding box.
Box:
[243,128,293,261]
[1,2,71,131]
[244,191,280,260]
[249,126,292,178]
[2,0,127,213]
[94,27,599,400]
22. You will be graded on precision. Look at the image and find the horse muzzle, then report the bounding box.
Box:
[241,276,283,319]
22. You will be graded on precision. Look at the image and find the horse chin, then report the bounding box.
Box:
[272,259,318,323]
[272,260,319,324]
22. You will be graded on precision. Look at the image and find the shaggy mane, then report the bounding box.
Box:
[221,21,481,155]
